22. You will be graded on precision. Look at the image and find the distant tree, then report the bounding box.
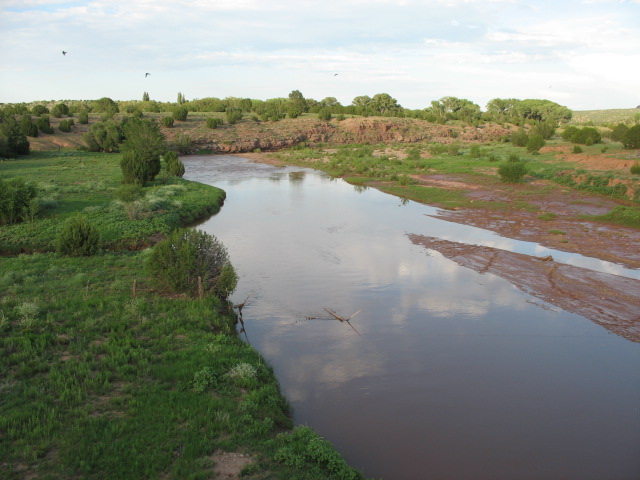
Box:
[371,93,400,115]
[318,108,332,121]
[611,123,629,142]
[59,119,75,132]
[172,106,188,121]
[0,116,30,157]
[20,115,38,137]
[225,108,243,124]
[120,117,167,185]
[35,115,54,134]
[622,125,640,149]
[142,91,150,102]
[177,92,186,104]
[51,103,69,118]
[77,110,89,124]
[288,90,308,114]
[31,104,49,116]
[92,97,119,115]
[83,120,122,152]
[352,95,372,109]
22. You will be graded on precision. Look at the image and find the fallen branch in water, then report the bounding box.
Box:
[323,308,362,336]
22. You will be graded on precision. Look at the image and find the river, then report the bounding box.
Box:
[184,154,640,480]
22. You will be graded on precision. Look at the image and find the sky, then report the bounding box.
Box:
[0,0,639,111]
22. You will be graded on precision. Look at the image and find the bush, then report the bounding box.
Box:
[611,123,629,142]
[35,115,54,134]
[58,119,74,132]
[31,104,49,116]
[114,184,142,202]
[630,163,640,175]
[572,145,583,154]
[51,103,69,118]
[0,177,38,225]
[498,161,528,183]
[77,110,89,124]
[561,126,579,141]
[83,120,122,152]
[226,109,243,124]
[172,106,188,121]
[318,108,332,121]
[526,134,545,153]
[206,117,223,129]
[172,132,192,155]
[0,116,30,157]
[622,125,640,149]
[56,215,100,256]
[161,116,174,128]
[120,118,166,185]
[146,228,237,298]
[164,151,185,177]
[511,128,528,147]
[20,115,38,137]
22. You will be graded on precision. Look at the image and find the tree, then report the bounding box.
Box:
[288,90,308,114]
[92,97,119,115]
[164,151,185,177]
[177,92,186,104]
[83,120,122,152]
[119,118,167,185]
[371,93,400,115]
[142,91,150,102]
[31,104,49,116]
[526,134,545,153]
[0,116,30,157]
[146,228,237,299]
[611,123,629,142]
[622,125,640,149]
[20,115,38,137]
[51,103,69,118]
[318,108,332,121]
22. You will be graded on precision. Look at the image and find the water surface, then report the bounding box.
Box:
[184,155,640,480]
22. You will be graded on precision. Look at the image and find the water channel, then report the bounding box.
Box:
[184,155,640,480]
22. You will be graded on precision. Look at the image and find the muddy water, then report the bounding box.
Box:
[184,155,640,480]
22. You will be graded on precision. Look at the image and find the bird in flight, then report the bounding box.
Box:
[62,51,67,55]
[334,73,338,76]
[145,72,150,77]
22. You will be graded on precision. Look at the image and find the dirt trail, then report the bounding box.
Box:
[408,235,640,342]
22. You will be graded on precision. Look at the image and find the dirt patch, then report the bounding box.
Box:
[210,451,254,479]
[408,235,640,342]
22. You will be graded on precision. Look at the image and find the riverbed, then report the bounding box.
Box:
[184,155,640,480]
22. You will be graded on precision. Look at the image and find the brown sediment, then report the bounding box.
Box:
[407,234,640,342]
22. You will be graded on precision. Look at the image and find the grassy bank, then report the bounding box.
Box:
[0,153,363,479]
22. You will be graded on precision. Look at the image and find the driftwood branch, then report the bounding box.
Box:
[323,308,362,336]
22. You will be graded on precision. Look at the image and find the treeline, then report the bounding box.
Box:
[2,91,574,126]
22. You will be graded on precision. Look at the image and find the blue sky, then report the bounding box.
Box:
[1,0,638,110]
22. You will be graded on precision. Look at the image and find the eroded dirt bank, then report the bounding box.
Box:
[408,235,640,342]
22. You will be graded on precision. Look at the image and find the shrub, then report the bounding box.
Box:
[561,126,579,141]
[31,104,49,116]
[51,103,69,118]
[572,127,602,145]
[146,228,237,298]
[77,110,89,124]
[225,109,243,124]
[164,151,185,177]
[622,125,640,149]
[172,132,192,155]
[206,117,223,129]
[20,115,38,137]
[468,144,482,158]
[611,123,629,142]
[161,116,174,128]
[498,161,528,183]
[172,106,188,121]
[0,177,38,225]
[511,128,528,147]
[35,115,54,134]
[572,145,583,154]
[526,134,545,153]
[0,116,30,157]
[120,118,166,185]
[630,163,640,175]
[56,215,100,256]
[58,119,74,132]
[114,184,142,202]
[318,108,332,121]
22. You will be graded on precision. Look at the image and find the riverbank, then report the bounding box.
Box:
[0,152,363,479]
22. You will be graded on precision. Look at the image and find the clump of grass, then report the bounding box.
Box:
[15,301,40,328]
[549,229,567,235]
[538,212,558,221]
[631,163,640,175]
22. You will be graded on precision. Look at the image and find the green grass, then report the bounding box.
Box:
[0,152,363,480]
[569,108,640,125]
[0,152,226,253]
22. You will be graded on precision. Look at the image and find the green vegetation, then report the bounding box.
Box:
[56,214,101,256]
[0,151,363,479]
[120,118,166,185]
[498,161,528,183]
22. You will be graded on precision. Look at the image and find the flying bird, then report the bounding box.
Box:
[62,51,67,55]
[334,73,338,76]
[145,73,150,77]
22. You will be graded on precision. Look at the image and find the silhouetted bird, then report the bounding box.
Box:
[334,73,338,76]
[62,51,67,55]
[145,73,150,77]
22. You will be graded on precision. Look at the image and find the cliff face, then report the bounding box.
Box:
[167,117,512,153]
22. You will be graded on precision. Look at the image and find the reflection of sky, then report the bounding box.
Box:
[184,155,640,480]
